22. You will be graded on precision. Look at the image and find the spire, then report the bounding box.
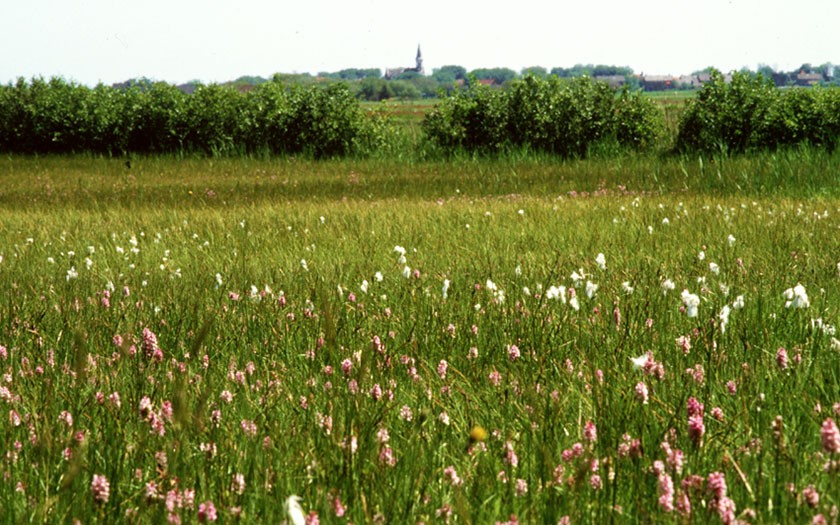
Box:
[415,44,424,75]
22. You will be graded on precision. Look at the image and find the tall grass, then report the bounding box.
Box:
[1,155,839,523]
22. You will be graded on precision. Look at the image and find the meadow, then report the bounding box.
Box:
[1,150,839,524]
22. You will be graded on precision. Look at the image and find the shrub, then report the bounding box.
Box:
[0,77,384,158]
[423,75,661,157]
[676,69,840,154]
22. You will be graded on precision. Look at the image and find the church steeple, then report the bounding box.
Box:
[415,45,424,75]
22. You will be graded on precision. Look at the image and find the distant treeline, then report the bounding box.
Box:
[1,70,839,158]
[128,62,840,102]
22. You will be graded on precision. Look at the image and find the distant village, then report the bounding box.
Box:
[112,47,838,100]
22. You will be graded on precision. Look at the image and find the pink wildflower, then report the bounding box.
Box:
[91,474,110,504]
[635,382,649,404]
[688,414,705,446]
[658,473,675,512]
[584,421,597,443]
[821,418,840,453]
[197,500,217,522]
[437,360,448,380]
[507,344,520,361]
[776,347,788,370]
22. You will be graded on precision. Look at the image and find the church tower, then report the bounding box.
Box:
[415,45,424,75]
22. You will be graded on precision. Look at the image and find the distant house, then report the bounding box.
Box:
[594,75,626,88]
[385,46,425,79]
[641,75,674,91]
[796,71,823,86]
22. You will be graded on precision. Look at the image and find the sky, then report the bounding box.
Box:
[2,0,838,86]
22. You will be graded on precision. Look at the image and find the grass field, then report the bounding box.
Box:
[1,152,839,523]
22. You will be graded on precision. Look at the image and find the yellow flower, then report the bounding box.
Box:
[469,426,488,444]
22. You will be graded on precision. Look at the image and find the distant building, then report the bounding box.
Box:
[796,71,823,87]
[593,75,626,88]
[385,45,425,79]
[641,75,674,91]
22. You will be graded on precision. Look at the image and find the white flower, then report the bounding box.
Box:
[47,257,55,264]
[394,245,406,256]
[285,495,306,525]
[719,305,731,333]
[681,289,700,318]
[732,295,745,309]
[215,273,223,287]
[595,253,606,271]
[360,280,369,294]
[630,354,649,370]
[66,266,78,281]
[727,234,736,247]
[662,217,670,225]
[374,271,384,282]
[569,296,580,311]
[485,279,497,292]
[709,262,720,275]
[517,209,524,216]
[300,259,308,271]
[515,264,522,276]
[442,279,450,299]
[831,337,840,352]
[698,251,705,261]
[546,285,566,302]
[783,283,809,309]
[622,281,634,294]
[585,280,598,299]
[402,266,411,279]
[661,279,675,295]
[571,269,586,283]
[522,286,531,296]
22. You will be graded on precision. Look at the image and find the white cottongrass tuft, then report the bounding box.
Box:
[681,289,700,318]
[630,354,649,370]
[285,495,306,525]
[546,285,566,303]
[783,283,809,309]
[661,279,675,295]
[585,281,598,299]
[732,295,745,310]
[622,281,634,294]
[595,253,606,271]
[442,279,450,300]
[719,305,731,333]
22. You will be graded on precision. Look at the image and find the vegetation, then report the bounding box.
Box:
[0,77,388,158]
[676,70,840,154]
[0,152,839,524]
[423,75,662,157]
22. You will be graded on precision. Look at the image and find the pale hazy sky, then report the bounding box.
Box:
[2,0,838,86]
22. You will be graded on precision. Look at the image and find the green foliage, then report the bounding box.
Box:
[0,77,385,158]
[431,65,468,84]
[423,75,661,157]
[469,67,517,85]
[1,154,840,523]
[676,70,776,154]
[676,69,840,154]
